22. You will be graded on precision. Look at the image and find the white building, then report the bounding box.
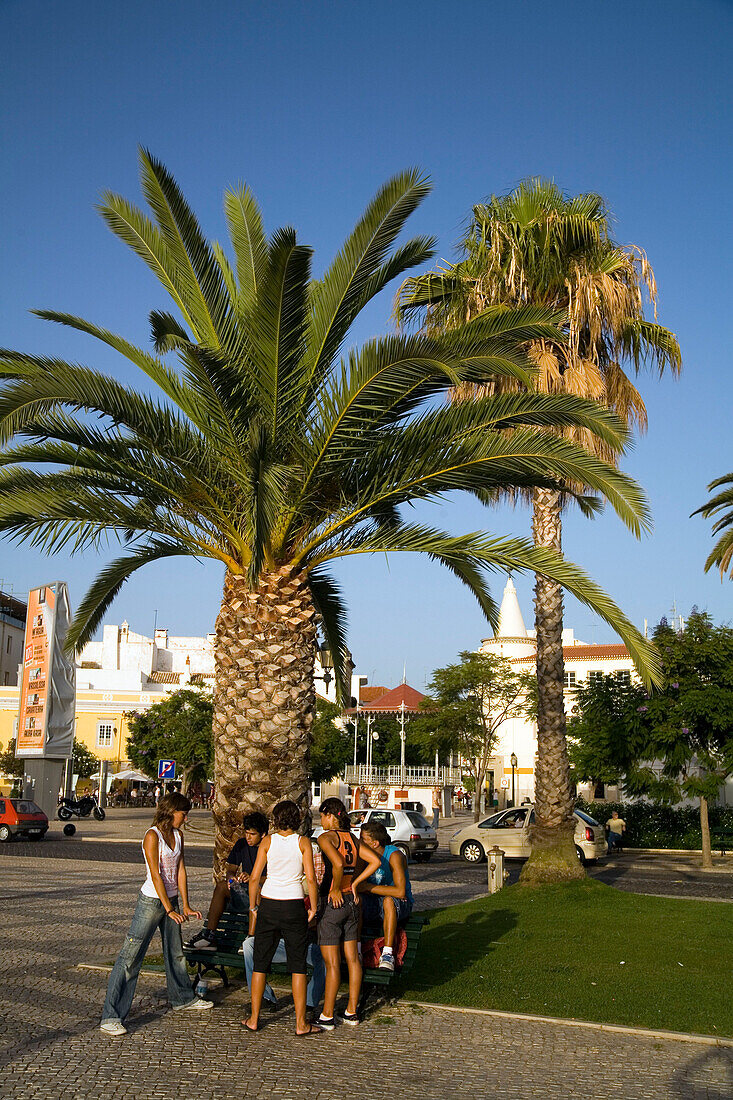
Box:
[479,577,635,804]
[77,621,359,704]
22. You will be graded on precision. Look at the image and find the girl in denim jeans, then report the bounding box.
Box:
[100,792,211,1036]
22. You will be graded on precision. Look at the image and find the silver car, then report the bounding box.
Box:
[347,808,438,861]
[448,805,606,865]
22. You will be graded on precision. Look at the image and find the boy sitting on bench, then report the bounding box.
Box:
[186,811,269,950]
[358,820,414,972]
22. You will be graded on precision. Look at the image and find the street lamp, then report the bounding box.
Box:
[510,753,518,807]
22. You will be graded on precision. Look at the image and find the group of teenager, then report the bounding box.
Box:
[100,793,413,1038]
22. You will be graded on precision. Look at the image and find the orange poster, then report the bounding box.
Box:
[16,585,56,756]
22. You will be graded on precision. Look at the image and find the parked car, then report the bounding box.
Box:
[0,797,49,841]
[448,805,606,865]
[347,808,438,861]
[311,807,438,861]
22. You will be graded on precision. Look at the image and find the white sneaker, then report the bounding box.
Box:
[100,1020,127,1037]
[174,997,214,1011]
[378,950,395,972]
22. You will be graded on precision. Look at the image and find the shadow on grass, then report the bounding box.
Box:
[396,906,518,996]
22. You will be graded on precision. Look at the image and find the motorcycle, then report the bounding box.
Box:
[57,793,106,821]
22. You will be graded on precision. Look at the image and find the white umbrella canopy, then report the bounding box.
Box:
[110,769,153,782]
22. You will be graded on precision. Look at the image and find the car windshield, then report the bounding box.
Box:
[478,813,505,828]
[406,812,429,829]
[11,800,43,814]
[574,809,600,826]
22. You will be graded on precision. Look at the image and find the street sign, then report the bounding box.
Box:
[158,759,176,780]
[500,777,510,789]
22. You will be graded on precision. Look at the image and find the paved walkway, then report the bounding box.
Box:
[1,853,732,1099]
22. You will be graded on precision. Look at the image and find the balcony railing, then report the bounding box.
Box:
[343,764,461,786]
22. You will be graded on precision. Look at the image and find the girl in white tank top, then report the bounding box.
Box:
[141,825,182,898]
[261,832,306,900]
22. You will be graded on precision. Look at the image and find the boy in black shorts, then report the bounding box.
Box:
[185,811,268,950]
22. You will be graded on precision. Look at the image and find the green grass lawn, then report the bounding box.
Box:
[398,879,733,1038]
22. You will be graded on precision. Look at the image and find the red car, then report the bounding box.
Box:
[0,796,49,841]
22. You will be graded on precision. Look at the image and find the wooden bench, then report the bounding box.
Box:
[183,907,430,1008]
[711,829,733,856]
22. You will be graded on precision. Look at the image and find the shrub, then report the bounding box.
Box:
[576,797,733,849]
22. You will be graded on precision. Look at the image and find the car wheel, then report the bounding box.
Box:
[0,824,11,842]
[395,843,410,862]
[575,845,587,866]
[460,839,485,864]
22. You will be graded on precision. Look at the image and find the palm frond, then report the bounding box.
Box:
[66,542,189,653]
[307,568,351,705]
[223,183,268,310]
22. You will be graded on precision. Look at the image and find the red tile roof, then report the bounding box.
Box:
[359,685,388,704]
[360,682,427,713]
[513,643,630,665]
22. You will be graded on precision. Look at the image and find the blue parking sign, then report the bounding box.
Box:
[158,759,176,780]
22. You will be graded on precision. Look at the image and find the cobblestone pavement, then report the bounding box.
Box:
[1,854,732,1099]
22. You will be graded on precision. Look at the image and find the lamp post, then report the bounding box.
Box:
[510,752,518,808]
[399,700,406,785]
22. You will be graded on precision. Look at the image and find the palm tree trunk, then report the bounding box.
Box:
[211,566,317,878]
[521,488,584,883]
[700,795,713,871]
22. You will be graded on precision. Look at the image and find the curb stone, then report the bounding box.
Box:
[402,999,733,1047]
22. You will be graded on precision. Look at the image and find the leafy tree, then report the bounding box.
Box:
[0,738,23,778]
[125,688,213,793]
[0,152,660,874]
[0,736,98,779]
[630,613,733,869]
[73,738,100,778]
[567,675,650,789]
[398,179,679,879]
[310,698,353,784]
[569,613,733,869]
[412,651,537,821]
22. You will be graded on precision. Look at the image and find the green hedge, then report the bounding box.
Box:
[576,798,733,849]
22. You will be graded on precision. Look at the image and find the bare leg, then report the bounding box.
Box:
[320,944,341,1020]
[244,971,266,1030]
[342,939,362,1016]
[205,881,230,929]
[292,973,309,1033]
[382,897,397,950]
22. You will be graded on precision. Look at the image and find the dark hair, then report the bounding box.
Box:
[152,792,191,830]
[272,800,301,831]
[319,797,350,830]
[361,820,390,847]
[242,811,269,835]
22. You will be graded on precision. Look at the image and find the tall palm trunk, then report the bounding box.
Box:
[521,488,584,883]
[211,566,317,877]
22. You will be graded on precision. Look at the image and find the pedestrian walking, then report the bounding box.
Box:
[100,792,212,1037]
[432,786,441,829]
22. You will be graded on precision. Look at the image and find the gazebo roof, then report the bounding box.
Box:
[359,682,426,714]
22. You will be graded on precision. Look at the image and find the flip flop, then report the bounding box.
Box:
[242,1021,258,1033]
[295,1024,324,1037]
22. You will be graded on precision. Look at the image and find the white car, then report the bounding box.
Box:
[448,805,606,865]
[312,808,438,861]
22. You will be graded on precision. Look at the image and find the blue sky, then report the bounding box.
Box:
[2,0,732,689]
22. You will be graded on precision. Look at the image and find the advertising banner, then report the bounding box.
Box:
[16,583,76,759]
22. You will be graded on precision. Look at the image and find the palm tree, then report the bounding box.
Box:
[397,179,681,881]
[694,475,733,576]
[0,156,660,874]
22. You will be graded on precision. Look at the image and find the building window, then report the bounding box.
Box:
[614,670,631,685]
[6,636,11,654]
[563,671,577,689]
[588,670,603,685]
[97,722,114,748]
[4,671,9,685]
